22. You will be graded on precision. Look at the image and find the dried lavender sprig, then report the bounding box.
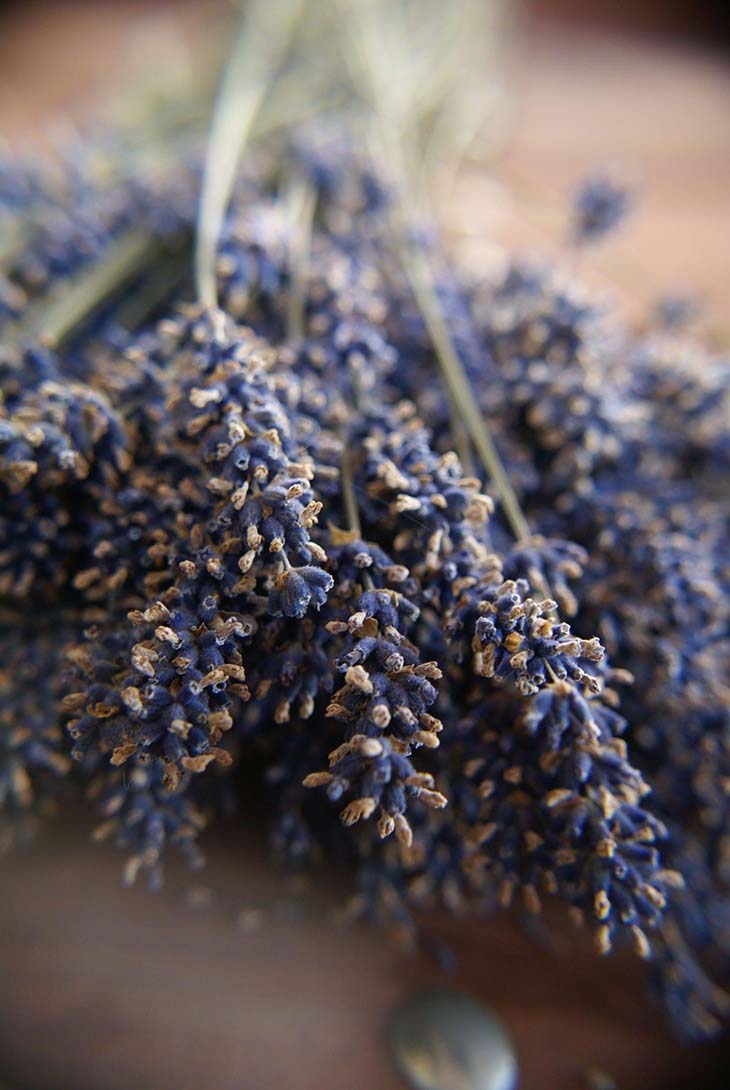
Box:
[342,18,551,600]
[457,682,679,957]
[395,224,539,557]
[0,625,73,831]
[572,174,631,245]
[0,144,197,333]
[89,756,206,890]
[304,537,446,845]
[64,596,249,784]
[0,363,131,597]
[443,572,603,696]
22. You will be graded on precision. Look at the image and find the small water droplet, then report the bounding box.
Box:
[389,989,518,1090]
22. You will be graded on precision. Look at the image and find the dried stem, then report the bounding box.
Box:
[285,175,317,342]
[397,230,533,549]
[20,230,157,348]
[340,446,374,592]
[0,220,26,266]
[340,448,362,539]
[195,0,305,308]
[111,245,190,331]
[342,7,547,593]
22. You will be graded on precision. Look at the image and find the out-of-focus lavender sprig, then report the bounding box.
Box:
[571,174,632,245]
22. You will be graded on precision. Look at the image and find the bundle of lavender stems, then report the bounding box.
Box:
[1,0,728,1041]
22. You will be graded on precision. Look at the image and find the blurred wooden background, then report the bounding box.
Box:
[1,1,729,309]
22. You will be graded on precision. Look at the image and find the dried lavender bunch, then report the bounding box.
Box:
[1,34,729,1045]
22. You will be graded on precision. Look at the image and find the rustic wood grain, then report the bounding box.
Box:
[0,810,726,1090]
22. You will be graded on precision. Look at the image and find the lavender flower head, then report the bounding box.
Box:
[572,174,632,244]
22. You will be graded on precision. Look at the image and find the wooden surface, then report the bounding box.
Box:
[1,5,730,1089]
[458,25,730,316]
[1,809,726,1090]
[2,3,730,319]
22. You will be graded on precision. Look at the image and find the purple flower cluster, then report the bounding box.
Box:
[0,624,72,837]
[0,354,130,596]
[1,126,728,1042]
[305,585,446,844]
[458,682,679,957]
